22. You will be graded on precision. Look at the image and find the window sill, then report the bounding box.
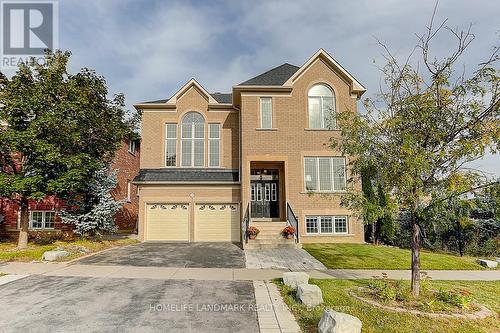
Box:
[300,191,346,195]
[304,128,340,131]
[304,233,352,237]
[255,128,278,131]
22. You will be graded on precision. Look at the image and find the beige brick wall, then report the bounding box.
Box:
[140,86,239,169]
[241,58,364,243]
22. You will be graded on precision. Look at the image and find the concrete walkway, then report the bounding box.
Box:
[245,248,326,270]
[1,262,499,281]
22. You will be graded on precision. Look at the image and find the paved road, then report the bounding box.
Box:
[76,242,246,268]
[0,275,259,333]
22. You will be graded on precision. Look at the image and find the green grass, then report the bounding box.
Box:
[304,244,486,270]
[0,238,137,262]
[277,279,500,333]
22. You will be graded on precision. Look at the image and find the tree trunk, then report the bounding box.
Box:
[410,210,421,297]
[371,222,376,244]
[456,220,463,257]
[17,197,29,249]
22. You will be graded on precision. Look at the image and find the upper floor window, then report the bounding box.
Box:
[181,112,205,167]
[208,123,221,167]
[165,123,177,166]
[304,156,346,192]
[260,97,273,129]
[308,84,335,129]
[128,139,137,154]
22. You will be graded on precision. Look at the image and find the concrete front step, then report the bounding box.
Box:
[244,238,300,249]
[250,221,287,228]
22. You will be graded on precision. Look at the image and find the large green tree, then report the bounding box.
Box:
[0,50,132,248]
[333,9,499,296]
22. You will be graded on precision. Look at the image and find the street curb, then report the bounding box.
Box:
[0,274,29,286]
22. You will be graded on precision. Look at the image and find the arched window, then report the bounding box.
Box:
[308,84,335,129]
[181,112,205,167]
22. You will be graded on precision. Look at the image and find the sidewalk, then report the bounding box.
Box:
[1,262,499,281]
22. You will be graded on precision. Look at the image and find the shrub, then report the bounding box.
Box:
[437,288,473,309]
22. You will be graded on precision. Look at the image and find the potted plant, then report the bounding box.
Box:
[247,226,260,240]
[282,226,296,239]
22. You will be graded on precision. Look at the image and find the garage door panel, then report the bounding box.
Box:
[146,203,189,241]
[195,204,240,242]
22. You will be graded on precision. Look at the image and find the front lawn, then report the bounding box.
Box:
[277,279,500,333]
[304,244,486,270]
[0,238,137,262]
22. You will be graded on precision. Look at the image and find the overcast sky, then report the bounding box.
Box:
[12,0,500,176]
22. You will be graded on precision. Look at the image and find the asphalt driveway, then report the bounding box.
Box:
[76,242,246,268]
[0,275,258,333]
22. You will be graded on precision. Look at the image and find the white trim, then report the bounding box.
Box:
[29,210,56,230]
[283,49,366,95]
[180,112,205,167]
[303,156,346,193]
[305,215,348,235]
[208,123,221,168]
[165,123,177,167]
[259,97,273,129]
[308,84,336,129]
[126,181,132,202]
[166,79,218,104]
[141,109,177,113]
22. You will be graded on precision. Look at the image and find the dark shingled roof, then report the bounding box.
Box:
[141,93,232,105]
[210,93,232,104]
[142,98,169,104]
[133,169,239,183]
[239,63,300,86]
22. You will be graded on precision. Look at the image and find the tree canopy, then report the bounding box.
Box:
[333,8,499,296]
[0,50,136,247]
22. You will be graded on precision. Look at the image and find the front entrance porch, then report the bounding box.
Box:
[249,162,286,221]
[243,161,299,249]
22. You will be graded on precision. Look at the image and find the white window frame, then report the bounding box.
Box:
[181,113,205,168]
[259,97,273,129]
[29,211,56,230]
[126,181,132,202]
[165,123,177,167]
[128,140,137,154]
[308,84,336,129]
[303,157,346,192]
[304,215,348,235]
[208,123,221,168]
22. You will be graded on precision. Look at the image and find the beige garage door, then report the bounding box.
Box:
[146,203,189,241]
[195,204,240,242]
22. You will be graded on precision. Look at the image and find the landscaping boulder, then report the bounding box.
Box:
[283,272,309,289]
[477,259,498,268]
[296,284,323,306]
[42,250,70,261]
[496,258,500,263]
[318,309,362,333]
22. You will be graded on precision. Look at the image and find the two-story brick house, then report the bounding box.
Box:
[133,49,366,247]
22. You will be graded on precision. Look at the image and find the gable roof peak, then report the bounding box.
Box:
[285,48,366,96]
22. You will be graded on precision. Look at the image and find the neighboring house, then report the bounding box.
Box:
[0,138,141,239]
[133,49,366,248]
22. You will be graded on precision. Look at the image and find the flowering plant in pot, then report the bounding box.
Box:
[282,226,296,239]
[247,226,260,240]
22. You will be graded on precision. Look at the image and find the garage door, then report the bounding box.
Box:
[146,203,189,241]
[195,204,240,242]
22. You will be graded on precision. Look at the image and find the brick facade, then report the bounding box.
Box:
[0,138,140,239]
[134,49,366,244]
